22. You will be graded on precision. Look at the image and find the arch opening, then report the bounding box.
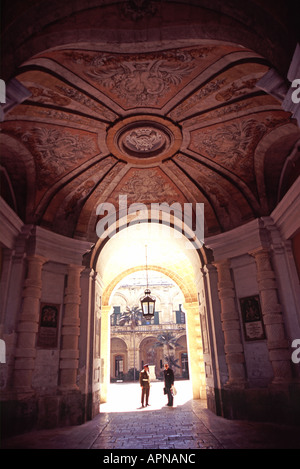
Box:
[92,221,208,406]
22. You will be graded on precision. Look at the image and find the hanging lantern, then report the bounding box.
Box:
[141,288,156,320]
[140,245,156,319]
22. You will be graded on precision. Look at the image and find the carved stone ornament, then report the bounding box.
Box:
[64,48,203,108]
[125,127,163,152]
[106,115,182,165]
[125,127,164,152]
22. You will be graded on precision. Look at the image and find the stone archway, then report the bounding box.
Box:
[139,336,159,373]
[92,220,208,405]
[102,265,198,307]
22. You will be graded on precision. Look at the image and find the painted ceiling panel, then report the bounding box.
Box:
[1,42,299,241]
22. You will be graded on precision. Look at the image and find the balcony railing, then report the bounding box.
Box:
[111,322,185,334]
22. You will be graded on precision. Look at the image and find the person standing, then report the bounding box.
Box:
[139,364,150,408]
[163,363,174,407]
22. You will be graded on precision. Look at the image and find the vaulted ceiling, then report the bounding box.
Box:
[1,1,299,243]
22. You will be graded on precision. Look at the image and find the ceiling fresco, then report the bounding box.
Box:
[1,41,299,242]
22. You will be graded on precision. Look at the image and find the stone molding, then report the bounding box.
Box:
[0,197,23,249]
[205,177,300,261]
[271,177,300,240]
[0,197,93,266]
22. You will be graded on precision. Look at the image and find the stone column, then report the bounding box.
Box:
[100,304,111,403]
[59,264,84,390]
[184,301,206,399]
[252,249,292,386]
[129,330,138,379]
[215,260,246,388]
[13,255,47,394]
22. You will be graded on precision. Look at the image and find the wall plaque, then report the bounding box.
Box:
[239,295,266,341]
[37,303,60,348]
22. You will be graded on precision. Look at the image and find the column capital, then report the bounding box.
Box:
[26,254,48,263]
[81,267,96,280]
[201,262,217,276]
[249,247,270,257]
[213,258,231,268]
[67,263,85,274]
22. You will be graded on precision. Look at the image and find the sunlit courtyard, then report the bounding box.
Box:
[100,380,193,413]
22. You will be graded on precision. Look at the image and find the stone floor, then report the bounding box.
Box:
[2,381,300,450]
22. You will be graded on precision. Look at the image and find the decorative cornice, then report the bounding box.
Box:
[0,197,23,249]
[30,226,93,266]
[205,219,262,261]
[271,176,300,240]
[205,176,300,260]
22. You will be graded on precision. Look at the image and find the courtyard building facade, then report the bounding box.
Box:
[110,273,189,382]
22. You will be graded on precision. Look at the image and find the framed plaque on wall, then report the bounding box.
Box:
[239,295,266,341]
[37,303,60,348]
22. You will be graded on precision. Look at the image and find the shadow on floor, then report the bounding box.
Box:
[2,381,300,450]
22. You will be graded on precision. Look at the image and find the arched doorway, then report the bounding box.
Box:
[139,336,158,373]
[110,338,127,381]
[89,221,213,407]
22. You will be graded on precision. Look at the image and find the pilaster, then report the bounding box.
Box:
[59,264,84,390]
[184,301,206,399]
[215,260,246,389]
[13,255,47,395]
[100,304,111,403]
[251,249,293,387]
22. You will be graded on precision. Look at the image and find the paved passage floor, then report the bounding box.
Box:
[2,381,300,450]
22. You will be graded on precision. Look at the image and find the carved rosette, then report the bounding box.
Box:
[125,127,164,153]
[106,115,182,165]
